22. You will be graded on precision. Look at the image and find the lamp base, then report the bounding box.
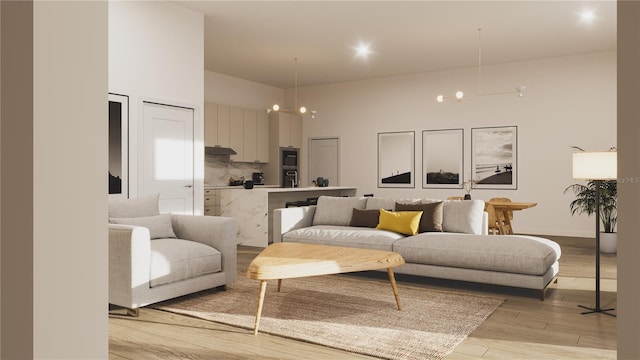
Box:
[578,304,616,317]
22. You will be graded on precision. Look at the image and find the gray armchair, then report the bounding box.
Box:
[108,194,237,315]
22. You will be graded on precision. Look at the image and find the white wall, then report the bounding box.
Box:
[34,1,108,357]
[296,51,616,237]
[109,1,205,213]
[205,70,283,111]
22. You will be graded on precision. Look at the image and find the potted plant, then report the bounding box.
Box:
[564,179,617,253]
[462,179,477,200]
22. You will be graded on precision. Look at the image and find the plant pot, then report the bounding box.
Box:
[600,232,617,254]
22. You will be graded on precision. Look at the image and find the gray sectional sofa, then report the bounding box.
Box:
[273,196,561,300]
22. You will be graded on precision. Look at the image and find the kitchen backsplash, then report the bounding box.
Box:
[205,155,266,186]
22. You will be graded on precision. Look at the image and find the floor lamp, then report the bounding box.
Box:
[572,150,617,317]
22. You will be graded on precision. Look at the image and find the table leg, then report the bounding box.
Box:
[502,211,513,234]
[277,279,282,292]
[253,280,268,335]
[387,268,402,311]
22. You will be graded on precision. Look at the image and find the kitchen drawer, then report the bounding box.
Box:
[204,206,219,216]
[204,189,218,206]
[204,189,216,198]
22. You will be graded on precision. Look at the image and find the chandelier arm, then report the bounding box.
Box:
[477,89,519,97]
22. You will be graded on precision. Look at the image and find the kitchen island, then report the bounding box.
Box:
[205,186,357,247]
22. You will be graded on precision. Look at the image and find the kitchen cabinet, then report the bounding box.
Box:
[229,106,244,161]
[204,103,231,148]
[242,109,269,163]
[205,102,269,163]
[243,109,257,162]
[274,112,302,148]
[256,110,269,162]
[203,188,220,216]
[289,114,302,148]
[204,103,217,147]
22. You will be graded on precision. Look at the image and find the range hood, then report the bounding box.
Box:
[205,146,237,156]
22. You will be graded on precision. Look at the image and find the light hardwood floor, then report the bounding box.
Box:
[109,236,617,359]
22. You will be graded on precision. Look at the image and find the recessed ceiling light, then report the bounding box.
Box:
[354,42,372,59]
[580,9,596,24]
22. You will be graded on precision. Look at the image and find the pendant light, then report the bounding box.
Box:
[270,58,316,117]
[436,28,526,103]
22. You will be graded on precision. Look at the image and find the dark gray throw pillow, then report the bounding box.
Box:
[349,208,383,228]
[395,202,444,232]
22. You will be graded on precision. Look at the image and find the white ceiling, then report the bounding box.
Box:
[177,1,616,89]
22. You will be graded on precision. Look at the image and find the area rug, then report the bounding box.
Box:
[153,273,504,360]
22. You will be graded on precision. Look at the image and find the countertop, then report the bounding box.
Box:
[204,185,280,190]
[261,186,356,193]
[204,185,356,192]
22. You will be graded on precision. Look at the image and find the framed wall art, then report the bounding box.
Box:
[471,126,517,190]
[378,131,415,188]
[422,129,464,188]
[109,93,129,198]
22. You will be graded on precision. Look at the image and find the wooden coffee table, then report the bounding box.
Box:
[247,242,406,335]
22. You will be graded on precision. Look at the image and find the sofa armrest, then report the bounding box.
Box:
[108,224,152,308]
[170,215,238,283]
[273,206,316,242]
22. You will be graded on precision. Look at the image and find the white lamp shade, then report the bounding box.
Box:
[572,151,617,180]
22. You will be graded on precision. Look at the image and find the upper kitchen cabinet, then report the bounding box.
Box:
[205,102,269,163]
[229,106,244,161]
[256,110,269,162]
[243,109,270,163]
[204,103,231,148]
[270,111,302,149]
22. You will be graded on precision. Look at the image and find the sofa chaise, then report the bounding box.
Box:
[273,196,561,300]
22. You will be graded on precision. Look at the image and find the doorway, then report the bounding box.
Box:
[141,101,194,214]
[309,137,340,187]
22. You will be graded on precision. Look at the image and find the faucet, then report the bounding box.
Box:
[286,170,298,188]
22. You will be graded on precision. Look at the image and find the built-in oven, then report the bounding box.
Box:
[281,148,299,187]
[281,148,299,168]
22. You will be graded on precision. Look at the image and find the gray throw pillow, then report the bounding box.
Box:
[364,197,396,211]
[395,201,444,232]
[108,193,160,218]
[312,196,367,226]
[110,214,176,239]
[441,199,485,234]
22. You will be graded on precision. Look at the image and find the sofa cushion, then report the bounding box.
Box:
[110,214,176,239]
[108,193,160,218]
[350,208,382,228]
[395,202,444,232]
[313,196,367,226]
[364,197,396,211]
[283,225,404,251]
[438,199,485,234]
[392,233,561,276]
[149,239,222,287]
[376,209,423,235]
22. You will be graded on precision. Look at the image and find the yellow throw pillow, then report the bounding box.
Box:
[376,208,423,235]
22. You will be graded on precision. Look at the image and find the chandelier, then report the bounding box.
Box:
[270,58,317,118]
[437,28,526,103]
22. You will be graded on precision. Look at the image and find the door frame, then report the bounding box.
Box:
[308,136,341,186]
[136,97,204,215]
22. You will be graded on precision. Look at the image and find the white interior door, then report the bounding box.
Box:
[142,102,194,215]
[309,137,340,186]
